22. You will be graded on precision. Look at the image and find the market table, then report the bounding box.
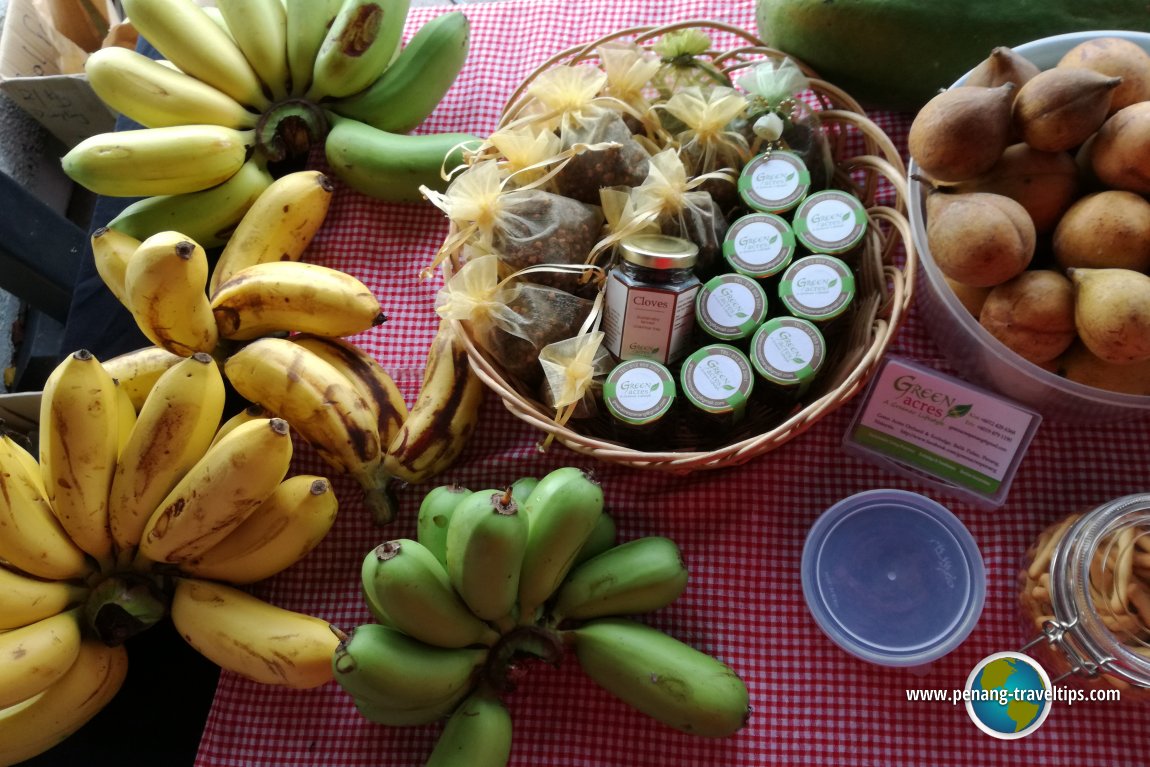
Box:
[53,0,1150,765]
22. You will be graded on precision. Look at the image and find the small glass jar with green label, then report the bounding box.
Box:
[749,316,826,397]
[679,343,755,431]
[695,272,770,345]
[722,211,796,280]
[777,254,856,324]
[602,358,677,447]
[602,234,702,365]
[737,150,811,215]
[792,189,868,257]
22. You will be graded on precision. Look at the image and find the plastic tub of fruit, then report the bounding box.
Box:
[908,30,1150,423]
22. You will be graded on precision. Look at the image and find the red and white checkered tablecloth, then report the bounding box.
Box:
[193,1,1150,765]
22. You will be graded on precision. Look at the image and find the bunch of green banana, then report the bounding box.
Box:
[335,467,746,765]
[0,348,348,762]
[64,0,479,238]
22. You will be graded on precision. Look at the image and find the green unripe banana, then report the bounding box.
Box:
[425,690,513,767]
[323,114,481,202]
[332,623,487,710]
[361,539,500,649]
[517,467,605,624]
[445,488,528,628]
[417,484,473,566]
[573,510,616,567]
[568,617,750,738]
[507,475,539,504]
[550,536,688,624]
[352,689,466,727]
[330,11,471,133]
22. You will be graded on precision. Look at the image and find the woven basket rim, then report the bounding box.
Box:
[445,20,918,472]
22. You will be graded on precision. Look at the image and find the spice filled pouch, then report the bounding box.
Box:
[598,42,663,135]
[519,64,653,204]
[538,330,613,432]
[649,29,732,104]
[436,254,598,390]
[656,85,751,212]
[426,160,606,295]
[630,148,730,276]
[735,57,834,191]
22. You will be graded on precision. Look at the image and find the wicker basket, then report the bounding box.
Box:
[446,20,916,473]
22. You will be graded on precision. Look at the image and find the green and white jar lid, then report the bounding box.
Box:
[722,212,796,279]
[777,254,856,322]
[750,316,826,387]
[696,273,770,341]
[679,343,755,415]
[603,359,677,426]
[792,189,868,255]
[737,150,811,214]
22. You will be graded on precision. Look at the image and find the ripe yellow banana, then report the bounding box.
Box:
[89,227,140,307]
[179,475,338,584]
[0,609,84,710]
[381,318,486,487]
[307,0,412,102]
[61,125,254,197]
[108,352,226,565]
[101,345,185,411]
[39,349,120,567]
[331,622,486,709]
[120,0,270,109]
[223,338,388,516]
[444,488,528,628]
[0,563,87,631]
[324,114,480,202]
[113,381,138,458]
[84,46,259,129]
[330,10,471,133]
[135,417,294,566]
[0,435,92,581]
[568,617,751,738]
[0,638,129,766]
[216,0,290,102]
[360,538,500,649]
[208,404,271,449]
[285,0,344,96]
[424,690,513,767]
[170,577,338,688]
[107,156,275,250]
[517,466,605,625]
[124,231,218,356]
[290,334,408,448]
[208,170,335,296]
[210,261,385,340]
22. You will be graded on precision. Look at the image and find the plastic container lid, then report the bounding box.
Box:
[603,359,676,426]
[749,316,825,387]
[792,189,868,255]
[777,254,856,322]
[801,489,986,667]
[679,343,754,415]
[722,212,796,279]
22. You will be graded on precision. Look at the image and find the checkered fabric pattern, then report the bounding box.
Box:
[194,1,1150,765]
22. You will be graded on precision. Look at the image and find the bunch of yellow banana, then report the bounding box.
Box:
[221,318,483,526]
[0,348,345,762]
[64,0,480,240]
[92,169,390,358]
[335,467,748,765]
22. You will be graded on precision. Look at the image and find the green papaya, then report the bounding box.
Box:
[755,0,1150,111]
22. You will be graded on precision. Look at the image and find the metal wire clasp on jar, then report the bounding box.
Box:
[1019,493,1150,700]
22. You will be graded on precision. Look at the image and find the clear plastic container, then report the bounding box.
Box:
[802,489,986,667]
[908,31,1150,424]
